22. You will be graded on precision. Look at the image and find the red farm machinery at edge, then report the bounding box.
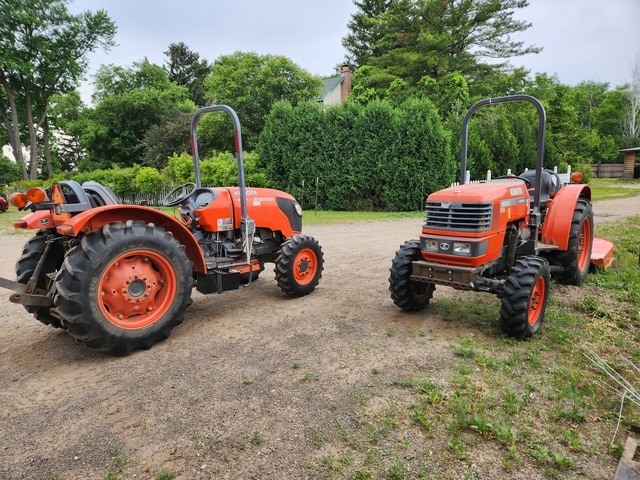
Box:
[389,95,613,337]
[0,105,324,354]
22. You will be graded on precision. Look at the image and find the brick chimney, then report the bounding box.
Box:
[340,65,352,102]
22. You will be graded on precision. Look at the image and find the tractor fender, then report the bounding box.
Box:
[540,184,591,250]
[55,205,207,273]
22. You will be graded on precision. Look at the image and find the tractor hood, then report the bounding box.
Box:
[427,179,529,204]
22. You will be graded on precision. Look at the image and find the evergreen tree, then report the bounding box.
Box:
[342,0,392,68]
[164,42,211,107]
[343,0,540,93]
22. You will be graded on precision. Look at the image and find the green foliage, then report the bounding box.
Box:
[163,153,195,184]
[79,60,195,170]
[0,0,116,179]
[164,42,211,107]
[574,162,593,183]
[141,110,192,169]
[200,151,268,187]
[258,98,453,211]
[202,51,323,150]
[344,0,539,94]
[343,0,392,67]
[0,156,23,184]
[135,167,163,195]
[107,166,139,197]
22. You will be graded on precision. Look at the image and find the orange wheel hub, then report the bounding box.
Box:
[293,248,318,286]
[528,276,546,327]
[98,249,176,329]
[577,217,592,272]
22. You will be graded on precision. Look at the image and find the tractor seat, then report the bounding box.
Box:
[519,169,560,204]
[82,181,120,207]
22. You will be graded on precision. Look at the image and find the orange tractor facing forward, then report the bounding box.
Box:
[389,95,613,337]
[1,105,324,354]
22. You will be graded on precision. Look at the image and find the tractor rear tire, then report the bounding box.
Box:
[500,255,550,338]
[548,197,593,285]
[15,230,66,328]
[389,240,435,312]
[54,221,194,354]
[274,234,324,297]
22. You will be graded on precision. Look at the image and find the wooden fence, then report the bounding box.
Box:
[590,163,639,179]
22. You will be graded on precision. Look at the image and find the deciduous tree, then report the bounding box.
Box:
[622,53,640,146]
[78,61,194,170]
[203,52,322,151]
[0,0,115,179]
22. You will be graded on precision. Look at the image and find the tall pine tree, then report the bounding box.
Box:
[343,0,540,92]
[342,0,392,68]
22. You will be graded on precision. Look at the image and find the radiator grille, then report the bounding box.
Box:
[424,202,493,232]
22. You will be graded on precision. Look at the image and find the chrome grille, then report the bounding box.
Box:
[424,202,493,232]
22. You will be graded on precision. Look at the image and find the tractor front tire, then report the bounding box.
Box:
[548,197,593,285]
[389,240,435,312]
[500,256,550,338]
[274,234,324,297]
[15,230,66,328]
[54,221,194,354]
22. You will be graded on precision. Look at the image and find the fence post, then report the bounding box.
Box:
[486,170,492,181]
[314,177,319,213]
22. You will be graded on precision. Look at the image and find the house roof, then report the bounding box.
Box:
[619,147,640,152]
[318,74,343,101]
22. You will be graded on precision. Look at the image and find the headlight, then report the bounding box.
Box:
[453,242,471,255]
[423,239,439,251]
[294,203,303,216]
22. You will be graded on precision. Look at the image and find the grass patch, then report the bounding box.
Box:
[589,178,640,202]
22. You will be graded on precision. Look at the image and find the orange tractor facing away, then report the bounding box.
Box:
[389,95,613,337]
[1,105,324,354]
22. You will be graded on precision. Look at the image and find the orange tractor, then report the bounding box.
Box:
[1,105,324,354]
[389,95,613,337]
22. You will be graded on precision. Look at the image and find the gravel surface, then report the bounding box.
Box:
[0,195,638,479]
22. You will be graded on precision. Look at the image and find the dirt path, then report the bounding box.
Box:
[0,196,638,479]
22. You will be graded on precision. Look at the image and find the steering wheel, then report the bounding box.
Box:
[163,182,196,206]
[496,175,532,188]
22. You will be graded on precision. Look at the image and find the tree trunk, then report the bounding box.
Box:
[42,121,54,178]
[0,74,28,179]
[24,85,40,180]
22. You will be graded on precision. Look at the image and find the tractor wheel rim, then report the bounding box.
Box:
[577,217,592,271]
[98,249,177,329]
[528,276,546,327]
[293,248,317,285]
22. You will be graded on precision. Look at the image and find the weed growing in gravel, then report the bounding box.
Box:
[251,433,262,445]
[105,444,126,480]
[154,469,174,480]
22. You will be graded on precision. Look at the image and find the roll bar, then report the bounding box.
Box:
[189,105,255,258]
[460,94,546,227]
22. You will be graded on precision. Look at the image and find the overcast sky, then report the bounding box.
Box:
[69,0,640,102]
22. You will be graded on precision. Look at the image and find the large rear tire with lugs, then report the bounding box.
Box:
[54,221,194,354]
[547,197,593,285]
[500,256,550,338]
[274,234,324,297]
[389,240,435,312]
[15,230,66,328]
